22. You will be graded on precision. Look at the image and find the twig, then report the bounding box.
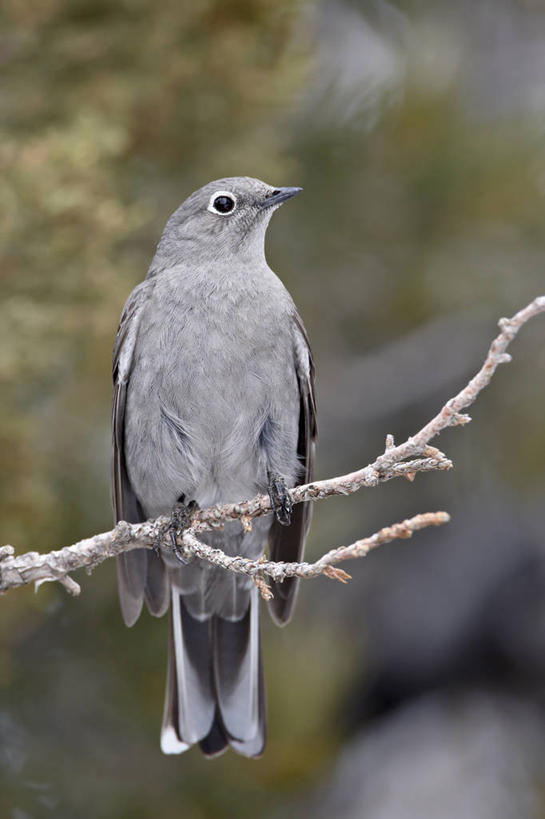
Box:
[1,296,544,597]
[182,512,450,600]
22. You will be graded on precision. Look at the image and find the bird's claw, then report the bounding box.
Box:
[156,495,199,563]
[268,473,292,526]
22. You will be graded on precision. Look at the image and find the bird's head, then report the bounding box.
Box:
[154,177,302,267]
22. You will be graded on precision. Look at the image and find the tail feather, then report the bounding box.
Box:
[213,587,261,741]
[229,642,266,758]
[160,626,189,754]
[161,585,266,756]
[199,709,229,758]
[171,592,216,744]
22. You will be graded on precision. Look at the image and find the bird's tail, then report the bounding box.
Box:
[160,585,265,758]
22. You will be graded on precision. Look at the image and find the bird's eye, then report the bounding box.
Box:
[214,196,234,213]
[208,191,236,216]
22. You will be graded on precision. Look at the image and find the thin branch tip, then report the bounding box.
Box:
[322,566,352,583]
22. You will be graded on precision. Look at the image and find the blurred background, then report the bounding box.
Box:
[2,0,545,816]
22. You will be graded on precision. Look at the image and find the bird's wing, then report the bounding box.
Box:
[112,282,168,626]
[111,283,146,525]
[268,311,317,625]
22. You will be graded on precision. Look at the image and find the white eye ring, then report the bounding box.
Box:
[207,190,237,216]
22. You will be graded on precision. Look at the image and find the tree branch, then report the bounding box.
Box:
[1,296,544,598]
[181,512,451,600]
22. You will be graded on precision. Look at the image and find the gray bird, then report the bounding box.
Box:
[111,177,316,757]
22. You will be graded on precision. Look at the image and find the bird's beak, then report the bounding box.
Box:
[260,187,303,209]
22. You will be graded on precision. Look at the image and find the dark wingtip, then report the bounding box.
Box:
[267,577,300,626]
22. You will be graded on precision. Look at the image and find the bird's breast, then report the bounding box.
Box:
[124,271,299,516]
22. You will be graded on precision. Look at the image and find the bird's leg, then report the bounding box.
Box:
[156,494,199,564]
[268,472,292,526]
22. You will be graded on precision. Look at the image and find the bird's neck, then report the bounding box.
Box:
[148,232,267,279]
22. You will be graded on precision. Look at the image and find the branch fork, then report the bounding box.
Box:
[1,296,544,599]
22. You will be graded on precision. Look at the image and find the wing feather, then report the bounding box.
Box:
[111,283,168,625]
[267,312,317,625]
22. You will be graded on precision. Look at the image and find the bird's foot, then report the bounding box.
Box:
[156,494,199,564]
[268,473,292,526]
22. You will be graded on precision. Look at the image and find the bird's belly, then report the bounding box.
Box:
[124,338,299,519]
